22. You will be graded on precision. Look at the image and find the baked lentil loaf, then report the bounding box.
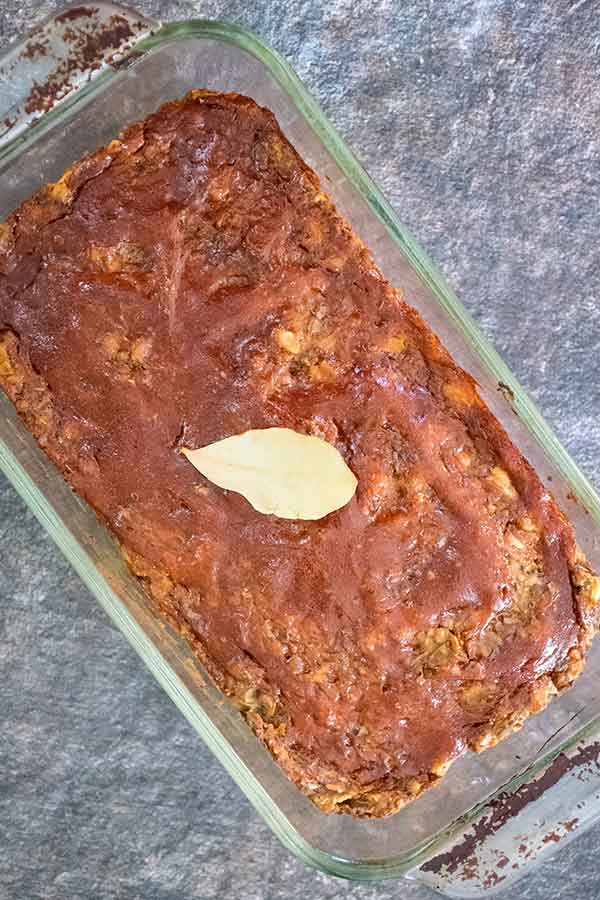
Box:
[0,91,598,818]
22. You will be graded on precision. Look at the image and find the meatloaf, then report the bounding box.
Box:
[0,91,598,817]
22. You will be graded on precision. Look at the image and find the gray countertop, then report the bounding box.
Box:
[1,1,599,898]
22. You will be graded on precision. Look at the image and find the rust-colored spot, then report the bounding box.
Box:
[23,13,141,117]
[55,6,100,24]
[542,832,561,844]
[423,741,600,876]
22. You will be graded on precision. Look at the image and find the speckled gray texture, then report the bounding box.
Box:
[1,1,599,898]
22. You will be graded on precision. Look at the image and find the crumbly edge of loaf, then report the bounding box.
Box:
[0,90,599,818]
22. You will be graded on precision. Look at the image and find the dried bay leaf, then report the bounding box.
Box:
[182,427,357,520]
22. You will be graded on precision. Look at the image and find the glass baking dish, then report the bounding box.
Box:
[1,4,600,894]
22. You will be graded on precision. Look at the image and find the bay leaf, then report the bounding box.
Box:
[182,427,357,520]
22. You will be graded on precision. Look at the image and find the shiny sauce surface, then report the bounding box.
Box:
[0,93,581,785]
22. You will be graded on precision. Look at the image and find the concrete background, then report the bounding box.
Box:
[1,1,599,898]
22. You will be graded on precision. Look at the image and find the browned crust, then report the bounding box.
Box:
[0,91,598,817]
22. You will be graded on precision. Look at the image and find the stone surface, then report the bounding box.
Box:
[1,1,599,898]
